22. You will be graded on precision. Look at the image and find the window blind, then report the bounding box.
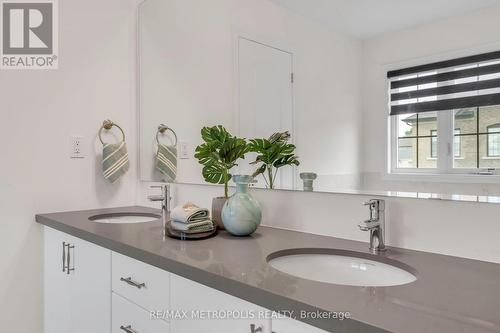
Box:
[388,50,500,116]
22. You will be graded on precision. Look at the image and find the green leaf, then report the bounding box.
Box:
[280,143,296,155]
[252,164,267,177]
[219,137,248,164]
[202,164,231,184]
[273,154,300,168]
[201,125,231,146]
[248,138,272,153]
[194,143,219,165]
[269,131,291,144]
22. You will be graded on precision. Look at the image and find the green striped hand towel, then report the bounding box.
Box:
[170,220,214,234]
[102,142,130,183]
[156,143,177,182]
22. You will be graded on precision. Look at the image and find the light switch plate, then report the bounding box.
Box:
[179,141,190,159]
[70,136,85,158]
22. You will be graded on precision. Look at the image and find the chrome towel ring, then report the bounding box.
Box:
[98,119,125,145]
[156,124,178,146]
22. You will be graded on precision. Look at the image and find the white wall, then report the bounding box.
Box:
[0,0,139,331]
[361,5,500,195]
[139,0,363,189]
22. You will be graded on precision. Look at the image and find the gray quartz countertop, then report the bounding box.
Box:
[36,206,500,333]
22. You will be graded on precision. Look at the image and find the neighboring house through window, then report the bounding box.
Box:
[487,124,500,157]
[430,130,437,158]
[430,129,460,159]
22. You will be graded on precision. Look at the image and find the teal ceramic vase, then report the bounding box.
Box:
[221,175,262,236]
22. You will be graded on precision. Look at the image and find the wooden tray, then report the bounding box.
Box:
[165,221,218,240]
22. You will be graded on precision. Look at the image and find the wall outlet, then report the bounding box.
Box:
[70,136,85,158]
[179,141,190,159]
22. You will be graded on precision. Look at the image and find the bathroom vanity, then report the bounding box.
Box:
[36,206,500,333]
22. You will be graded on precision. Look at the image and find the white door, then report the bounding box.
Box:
[70,236,111,333]
[170,274,272,333]
[44,227,71,333]
[44,227,111,333]
[237,37,294,190]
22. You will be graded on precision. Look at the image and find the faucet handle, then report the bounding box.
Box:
[358,220,380,231]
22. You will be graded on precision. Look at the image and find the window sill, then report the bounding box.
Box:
[385,172,500,184]
[481,156,500,160]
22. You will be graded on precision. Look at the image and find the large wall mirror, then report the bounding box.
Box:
[139,0,500,199]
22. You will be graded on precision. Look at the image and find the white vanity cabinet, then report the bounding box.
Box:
[272,317,329,333]
[170,274,272,333]
[43,227,111,333]
[44,226,328,333]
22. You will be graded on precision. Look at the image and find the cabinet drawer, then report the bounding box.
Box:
[170,274,272,333]
[112,293,170,333]
[112,252,170,313]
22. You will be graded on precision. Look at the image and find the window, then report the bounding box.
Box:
[430,129,460,159]
[388,50,500,174]
[430,130,437,158]
[454,129,461,157]
[487,124,500,157]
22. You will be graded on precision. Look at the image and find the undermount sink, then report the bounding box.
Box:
[88,212,161,224]
[267,248,417,287]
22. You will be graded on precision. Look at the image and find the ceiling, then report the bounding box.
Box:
[269,0,500,40]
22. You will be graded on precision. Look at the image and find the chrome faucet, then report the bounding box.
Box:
[358,199,386,253]
[148,184,171,233]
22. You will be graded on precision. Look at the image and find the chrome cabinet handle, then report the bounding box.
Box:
[62,242,67,272]
[120,325,138,333]
[120,277,146,289]
[250,324,263,333]
[65,243,75,275]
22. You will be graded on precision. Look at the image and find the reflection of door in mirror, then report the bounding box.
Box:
[236,37,294,190]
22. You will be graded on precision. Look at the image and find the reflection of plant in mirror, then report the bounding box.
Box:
[194,125,249,198]
[249,131,300,189]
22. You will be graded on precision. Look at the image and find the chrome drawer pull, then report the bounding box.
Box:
[65,243,75,275]
[62,242,66,272]
[120,277,146,289]
[120,325,138,333]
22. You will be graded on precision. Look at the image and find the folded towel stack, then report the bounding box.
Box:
[170,202,214,234]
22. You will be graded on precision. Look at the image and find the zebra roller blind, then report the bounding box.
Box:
[388,50,500,116]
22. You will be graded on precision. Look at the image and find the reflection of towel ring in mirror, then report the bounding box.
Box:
[99,119,125,145]
[156,124,178,146]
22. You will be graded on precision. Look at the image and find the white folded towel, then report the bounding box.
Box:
[171,202,209,224]
[170,220,214,233]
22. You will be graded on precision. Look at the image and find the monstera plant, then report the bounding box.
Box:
[194,125,249,198]
[249,131,300,189]
[195,125,249,230]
